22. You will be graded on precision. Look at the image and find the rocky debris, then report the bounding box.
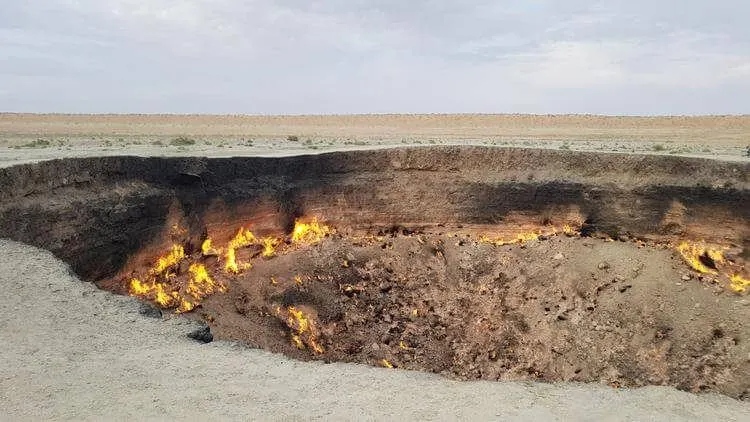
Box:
[138,302,163,319]
[187,325,213,343]
[183,233,750,399]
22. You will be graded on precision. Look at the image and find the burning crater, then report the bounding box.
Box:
[0,147,748,398]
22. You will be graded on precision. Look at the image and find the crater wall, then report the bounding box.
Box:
[0,146,747,281]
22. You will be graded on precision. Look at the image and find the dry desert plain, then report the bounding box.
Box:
[1,113,749,165]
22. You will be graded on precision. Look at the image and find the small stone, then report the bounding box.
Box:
[598,262,610,270]
[371,343,380,351]
[138,302,162,319]
[187,325,213,343]
[681,274,692,281]
[553,253,565,260]
[676,282,682,286]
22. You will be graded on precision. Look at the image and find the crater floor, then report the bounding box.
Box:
[104,230,750,398]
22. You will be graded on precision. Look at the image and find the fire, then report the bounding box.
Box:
[481,224,580,246]
[291,218,332,244]
[129,277,179,308]
[562,224,577,236]
[730,274,750,294]
[187,263,226,299]
[260,236,280,257]
[225,228,258,273]
[278,305,325,354]
[128,243,187,308]
[126,216,336,314]
[676,241,749,294]
[152,244,185,275]
[676,241,724,274]
[201,239,219,256]
[128,241,230,313]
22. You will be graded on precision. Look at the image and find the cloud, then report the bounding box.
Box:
[0,0,748,114]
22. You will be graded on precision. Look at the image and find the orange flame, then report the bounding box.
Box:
[128,242,229,313]
[129,277,179,308]
[187,263,226,300]
[676,241,724,274]
[278,305,325,354]
[291,218,332,245]
[225,228,257,273]
[260,236,281,257]
[730,274,750,294]
[126,218,336,314]
[201,238,219,256]
[481,224,580,246]
[152,244,185,275]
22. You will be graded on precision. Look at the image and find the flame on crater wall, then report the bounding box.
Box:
[480,224,580,246]
[730,274,750,294]
[277,305,325,354]
[676,241,724,274]
[126,218,335,314]
[291,217,333,245]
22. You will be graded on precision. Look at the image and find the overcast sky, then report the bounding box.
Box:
[1,1,748,114]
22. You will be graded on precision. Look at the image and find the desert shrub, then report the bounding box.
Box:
[170,136,196,146]
[652,144,665,152]
[287,135,300,142]
[16,139,51,149]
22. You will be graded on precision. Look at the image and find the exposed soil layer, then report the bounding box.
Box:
[0,146,748,398]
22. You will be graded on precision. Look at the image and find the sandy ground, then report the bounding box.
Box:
[2,239,750,421]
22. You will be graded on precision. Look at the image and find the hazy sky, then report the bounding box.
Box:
[1,1,748,114]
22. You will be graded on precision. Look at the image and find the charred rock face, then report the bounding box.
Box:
[0,146,746,281]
